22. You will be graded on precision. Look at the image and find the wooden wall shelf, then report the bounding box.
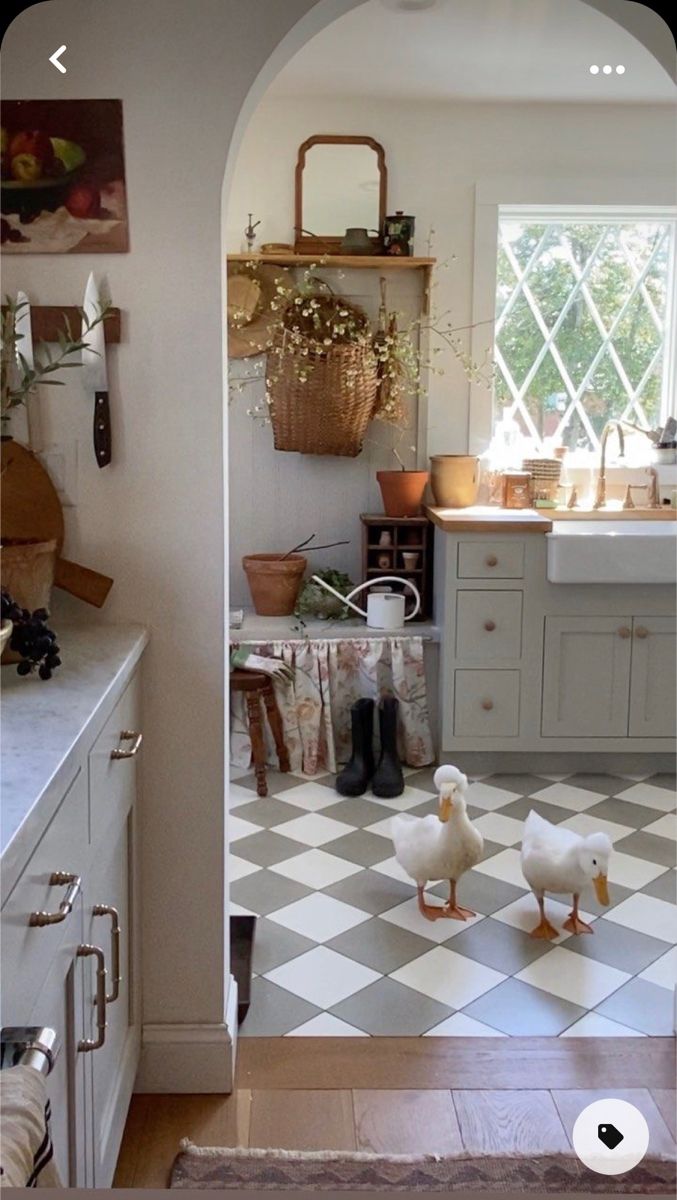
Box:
[227,255,435,312]
[2,305,121,344]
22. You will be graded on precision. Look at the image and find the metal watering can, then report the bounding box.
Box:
[311,575,420,630]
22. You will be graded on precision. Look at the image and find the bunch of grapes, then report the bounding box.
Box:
[1,589,62,680]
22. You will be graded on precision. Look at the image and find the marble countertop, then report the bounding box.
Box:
[230,611,441,642]
[1,623,148,904]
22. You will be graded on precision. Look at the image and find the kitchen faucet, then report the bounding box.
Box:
[593,421,625,510]
[593,419,659,510]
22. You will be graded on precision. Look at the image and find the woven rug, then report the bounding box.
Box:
[171,1142,676,1192]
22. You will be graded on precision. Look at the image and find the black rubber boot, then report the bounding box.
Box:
[335,699,375,796]
[371,696,405,798]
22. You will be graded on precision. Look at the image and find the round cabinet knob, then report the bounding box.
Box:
[635,626,649,639]
[484,620,496,632]
[485,555,498,567]
[618,627,631,639]
[481,698,494,711]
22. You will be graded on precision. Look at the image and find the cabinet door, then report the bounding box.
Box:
[83,811,138,1188]
[542,616,632,737]
[26,898,89,1187]
[629,617,676,738]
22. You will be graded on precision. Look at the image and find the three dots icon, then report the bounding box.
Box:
[590,64,625,74]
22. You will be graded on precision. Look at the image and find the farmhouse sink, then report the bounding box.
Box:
[547,520,677,584]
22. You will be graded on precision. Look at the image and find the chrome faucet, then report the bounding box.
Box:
[593,421,625,510]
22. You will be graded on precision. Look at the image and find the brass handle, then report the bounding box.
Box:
[484,620,496,632]
[635,626,649,639]
[485,555,498,567]
[481,699,494,711]
[92,905,121,1002]
[111,730,143,760]
[77,945,107,1052]
[618,626,632,639]
[29,872,81,927]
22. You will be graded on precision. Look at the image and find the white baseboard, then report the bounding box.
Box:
[136,977,239,1093]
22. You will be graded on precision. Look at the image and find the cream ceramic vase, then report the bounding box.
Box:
[430,455,479,508]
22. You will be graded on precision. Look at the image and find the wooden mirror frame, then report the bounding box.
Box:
[294,135,388,254]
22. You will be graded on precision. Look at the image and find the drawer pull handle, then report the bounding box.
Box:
[29,872,81,927]
[485,555,498,567]
[484,620,496,632]
[111,730,143,760]
[481,698,494,711]
[618,626,632,639]
[635,626,649,639]
[93,904,121,1003]
[76,944,107,1052]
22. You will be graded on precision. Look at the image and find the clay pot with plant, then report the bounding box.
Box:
[243,533,349,617]
[376,441,429,519]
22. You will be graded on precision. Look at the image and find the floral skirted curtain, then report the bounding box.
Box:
[230,636,434,776]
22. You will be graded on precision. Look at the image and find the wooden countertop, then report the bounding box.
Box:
[427,506,553,533]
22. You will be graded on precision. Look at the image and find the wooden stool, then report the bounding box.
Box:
[230,669,290,797]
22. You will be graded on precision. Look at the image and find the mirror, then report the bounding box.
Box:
[295,135,387,253]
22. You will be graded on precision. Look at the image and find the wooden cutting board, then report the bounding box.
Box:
[1,439,113,608]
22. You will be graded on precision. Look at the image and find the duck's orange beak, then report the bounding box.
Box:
[439,792,453,823]
[593,873,609,905]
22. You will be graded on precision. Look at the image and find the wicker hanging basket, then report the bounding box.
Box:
[266,291,379,458]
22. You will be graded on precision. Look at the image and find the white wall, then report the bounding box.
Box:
[227,95,675,603]
[2,0,362,1091]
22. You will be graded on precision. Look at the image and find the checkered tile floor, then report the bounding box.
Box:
[229,766,676,1038]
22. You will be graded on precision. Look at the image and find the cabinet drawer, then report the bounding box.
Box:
[454,670,520,737]
[458,541,524,579]
[89,675,141,844]
[456,591,523,660]
[1,769,88,1023]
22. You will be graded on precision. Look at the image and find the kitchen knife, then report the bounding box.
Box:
[82,272,111,468]
[14,290,41,450]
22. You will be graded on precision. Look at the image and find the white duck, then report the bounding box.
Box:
[521,810,612,940]
[392,765,483,922]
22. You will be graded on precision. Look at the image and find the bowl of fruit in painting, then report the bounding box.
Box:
[1,128,86,217]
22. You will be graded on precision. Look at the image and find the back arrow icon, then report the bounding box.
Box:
[49,45,67,73]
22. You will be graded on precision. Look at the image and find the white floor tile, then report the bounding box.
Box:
[558,813,634,845]
[230,855,260,882]
[516,946,630,1008]
[492,893,595,938]
[270,812,352,847]
[285,1012,369,1037]
[614,782,676,812]
[369,786,441,812]
[230,815,262,842]
[365,816,395,839]
[378,895,484,942]
[474,847,527,889]
[230,902,256,917]
[266,945,379,1009]
[370,855,417,886]
[289,768,331,781]
[465,781,521,811]
[643,813,677,841]
[604,893,676,942]
[608,852,668,891]
[424,1012,506,1037]
[267,892,370,942]
[529,783,602,813]
[391,946,505,1009]
[229,783,258,809]
[270,848,362,889]
[274,782,337,812]
[638,945,677,990]
[560,1012,646,1037]
[472,812,524,847]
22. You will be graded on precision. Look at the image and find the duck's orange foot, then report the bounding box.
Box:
[444,903,476,921]
[529,916,559,940]
[417,891,448,922]
[562,914,594,935]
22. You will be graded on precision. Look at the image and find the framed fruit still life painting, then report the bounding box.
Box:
[2,99,129,253]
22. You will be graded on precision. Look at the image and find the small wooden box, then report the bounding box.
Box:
[360,514,434,620]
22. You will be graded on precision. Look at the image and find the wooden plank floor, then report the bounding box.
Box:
[114,1039,676,1188]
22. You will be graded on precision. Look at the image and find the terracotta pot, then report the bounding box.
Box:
[243,553,307,616]
[376,470,429,518]
[1,538,57,664]
[430,455,479,508]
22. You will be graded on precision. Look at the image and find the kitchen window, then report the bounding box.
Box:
[492,209,676,454]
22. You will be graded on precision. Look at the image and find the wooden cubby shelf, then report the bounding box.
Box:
[361,513,434,621]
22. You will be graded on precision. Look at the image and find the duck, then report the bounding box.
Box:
[521,810,612,940]
[391,765,484,922]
